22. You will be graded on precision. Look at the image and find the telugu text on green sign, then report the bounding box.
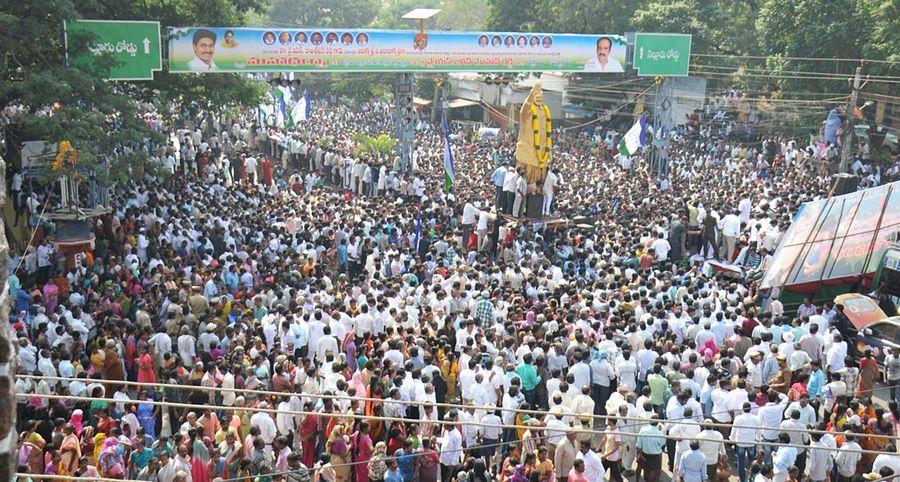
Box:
[65,20,162,81]
[633,33,691,77]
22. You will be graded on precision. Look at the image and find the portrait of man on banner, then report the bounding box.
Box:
[584,36,623,72]
[187,29,218,71]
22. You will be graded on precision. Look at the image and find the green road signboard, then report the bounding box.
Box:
[65,20,162,81]
[633,33,691,77]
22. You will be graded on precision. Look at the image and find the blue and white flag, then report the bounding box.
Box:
[291,90,310,125]
[618,115,648,157]
[414,212,422,252]
[442,108,454,191]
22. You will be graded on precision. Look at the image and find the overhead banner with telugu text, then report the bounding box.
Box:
[168,27,627,73]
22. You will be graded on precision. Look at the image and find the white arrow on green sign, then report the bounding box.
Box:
[633,33,692,77]
[65,20,162,81]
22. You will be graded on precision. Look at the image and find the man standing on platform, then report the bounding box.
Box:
[513,167,527,218]
[543,168,560,216]
[491,162,508,209]
[502,166,517,215]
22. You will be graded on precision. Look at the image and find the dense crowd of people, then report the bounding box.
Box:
[8,90,900,482]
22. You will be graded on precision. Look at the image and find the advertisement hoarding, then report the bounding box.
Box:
[168,27,627,73]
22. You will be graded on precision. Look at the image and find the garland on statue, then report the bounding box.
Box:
[52,140,78,172]
[531,103,552,169]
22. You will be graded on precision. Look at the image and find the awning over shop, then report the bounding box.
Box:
[448,98,479,109]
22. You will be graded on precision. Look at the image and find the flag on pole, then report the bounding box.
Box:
[270,89,285,128]
[279,94,288,129]
[258,103,274,126]
[291,90,309,125]
[441,108,454,191]
[618,115,648,157]
[413,211,422,252]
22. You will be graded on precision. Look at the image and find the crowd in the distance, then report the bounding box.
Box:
[8,89,900,482]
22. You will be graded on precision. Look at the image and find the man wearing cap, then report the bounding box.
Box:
[769,354,792,394]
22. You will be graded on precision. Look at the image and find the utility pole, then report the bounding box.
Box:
[840,65,864,173]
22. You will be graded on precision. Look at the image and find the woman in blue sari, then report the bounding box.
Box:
[135,390,157,439]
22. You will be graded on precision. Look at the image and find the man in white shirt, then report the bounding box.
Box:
[758,391,786,462]
[731,403,760,482]
[583,37,624,72]
[314,326,338,363]
[439,412,464,480]
[461,201,477,249]
[244,155,258,185]
[826,333,847,374]
[698,422,726,479]
[872,445,900,478]
[502,168,518,215]
[720,210,742,262]
[779,410,809,473]
[806,432,832,482]
[651,233,671,262]
[187,29,218,71]
[577,440,605,482]
[476,208,490,252]
[835,433,861,480]
[543,169,560,215]
[513,168,527,218]
[249,402,278,456]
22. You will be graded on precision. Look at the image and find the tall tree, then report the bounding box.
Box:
[485,0,538,32]
[0,0,269,185]
[631,0,754,56]
[371,0,486,31]
[267,0,381,28]
[756,0,872,93]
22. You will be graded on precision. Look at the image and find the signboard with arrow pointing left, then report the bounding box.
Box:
[65,20,162,81]
[633,33,691,77]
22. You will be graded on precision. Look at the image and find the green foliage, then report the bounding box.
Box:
[267,0,380,28]
[318,136,335,149]
[631,0,755,56]
[485,0,539,32]
[0,0,269,190]
[351,133,396,158]
[756,0,871,93]
[296,73,392,102]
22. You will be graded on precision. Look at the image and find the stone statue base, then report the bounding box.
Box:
[525,194,544,218]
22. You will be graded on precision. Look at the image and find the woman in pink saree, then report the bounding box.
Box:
[700,338,719,362]
[69,409,84,436]
[42,281,59,316]
[350,370,368,399]
[351,422,374,482]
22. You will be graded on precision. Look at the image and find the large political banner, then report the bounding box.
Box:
[168,27,627,73]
